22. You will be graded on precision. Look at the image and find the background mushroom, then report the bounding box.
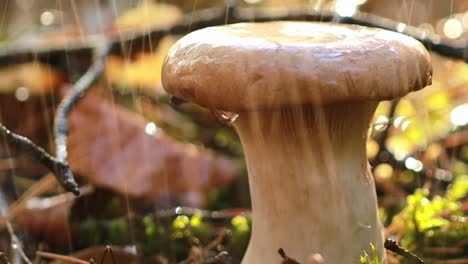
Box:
[162,21,432,263]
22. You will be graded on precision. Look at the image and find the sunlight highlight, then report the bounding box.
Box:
[443,18,463,39]
[450,104,468,126]
[40,11,55,26]
[145,122,158,136]
[335,0,358,17]
[405,157,423,172]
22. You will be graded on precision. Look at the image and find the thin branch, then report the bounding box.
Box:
[384,238,424,264]
[52,42,111,194]
[36,251,90,264]
[278,248,301,264]
[0,123,79,195]
[98,246,116,264]
[54,42,110,162]
[4,219,32,264]
[0,6,465,67]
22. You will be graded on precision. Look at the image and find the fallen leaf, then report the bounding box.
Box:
[109,2,182,33]
[106,36,175,95]
[67,93,239,207]
[0,62,64,95]
[15,192,75,247]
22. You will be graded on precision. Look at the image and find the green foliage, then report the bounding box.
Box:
[141,216,168,256]
[78,217,101,246]
[229,215,251,259]
[109,218,130,245]
[359,244,383,264]
[389,174,468,261]
[190,214,211,242]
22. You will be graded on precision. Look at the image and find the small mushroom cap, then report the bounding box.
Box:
[162,21,432,111]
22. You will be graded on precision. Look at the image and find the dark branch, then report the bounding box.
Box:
[51,42,111,194]
[384,238,424,264]
[278,248,301,264]
[0,44,112,195]
[0,5,465,67]
[0,123,79,195]
[54,43,111,162]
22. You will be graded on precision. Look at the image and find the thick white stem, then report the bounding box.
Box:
[234,102,384,264]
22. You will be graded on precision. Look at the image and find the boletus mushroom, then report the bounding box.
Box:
[162,22,432,263]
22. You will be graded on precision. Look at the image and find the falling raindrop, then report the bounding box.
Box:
[212,110,239,126]
[373,115,389,132]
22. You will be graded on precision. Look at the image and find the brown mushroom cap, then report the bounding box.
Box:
[162,21,432,111]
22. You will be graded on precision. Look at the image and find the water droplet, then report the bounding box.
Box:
[373,115,389,132]
[396,23,407,32]
[427,73,432,85]
[175,206,182,214]
[212,110,239,126]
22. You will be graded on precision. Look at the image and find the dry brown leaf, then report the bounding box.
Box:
[15,192,75,247]
[0,62,64,95]
[109,2,182,33]
[67,93,239,207]
[105,36,175,94]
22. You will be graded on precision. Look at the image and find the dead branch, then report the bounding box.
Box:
[0,5,465,68]
[0,122,78,194]
[384,239,424,264]
[52,42,111,195]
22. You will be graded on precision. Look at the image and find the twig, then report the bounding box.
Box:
[0,123,79,195]
[205,229,228,251]
[0,5,465,69]
[4,220,32,264]
[278,248,301,264]
[53,42,111,195]
[384,239,424,264]
[99,245,117,264]
[0,173,56,231]
[36,251,89,264]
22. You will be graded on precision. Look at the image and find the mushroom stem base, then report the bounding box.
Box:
[234,101,384,264]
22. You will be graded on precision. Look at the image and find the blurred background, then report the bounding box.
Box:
[0,0,466,263]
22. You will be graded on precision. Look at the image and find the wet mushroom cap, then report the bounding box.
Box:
[162,21,432,111]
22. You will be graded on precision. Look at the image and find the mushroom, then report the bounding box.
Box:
[162,22,432,263]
